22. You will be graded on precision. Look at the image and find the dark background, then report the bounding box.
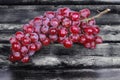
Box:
[0,0,120,80]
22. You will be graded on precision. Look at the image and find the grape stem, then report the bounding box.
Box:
[82,8,111,22]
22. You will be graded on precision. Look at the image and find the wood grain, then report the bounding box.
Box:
[1,43,120,68]
[0,5,119,25]
[0,24,120,42]
[0,0,120,5]
[4,69,120,80]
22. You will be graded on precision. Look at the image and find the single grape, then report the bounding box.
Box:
[79,34,87,44]
[69,11,80,21]
[70,25,80,34]
[49,34,58,42]
[42,38,50,46]
[79,8,90,19]
[21,55,30,63]
[49,27,57,35]
[9,55,15,62]
[28,43,37,51]
[92,26,100,35]
[57,7,71,17]
[20,46,28,56]
[84,27,94,35]
[35,41,42,51]
[84,42,91,48]
[15,31,24,41]
[22,36,31,46]
[58,27,68,37]
[33,16,43,26]
[88,19,96,25]
[95,36,103,44]
[12,52,22,61]
[39,33,47,42]
[41,25,49,34]
[62,18,71,28]
[50,18,59,27]
[42,17,50,26]
[44,11,55,19]
[69,34,79,43]
[23,24,34,33]
[63,38,73,48]
[10,37,18,44]
[30,33,39,43]
[12,42,21,52]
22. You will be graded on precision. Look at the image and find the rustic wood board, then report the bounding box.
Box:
[1,43,120,68]
[0,0,120,5]
[0,4,119,68]
[1,24,120,42]
[0,1,120,80]
[1,69,120,80]
[0,5,119,25]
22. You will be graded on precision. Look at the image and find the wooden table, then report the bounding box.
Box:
[0,0,120,80]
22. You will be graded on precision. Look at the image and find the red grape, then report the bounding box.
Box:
[39,33,47,42]
[15,31,24,41]
[33,16,43,26]
[42,38,50,46]
[70,25,80,34]
[30,33,39,43]
[58,27,68,37]
[21,55,30,63]
[49,34,58,42]
[44,11,55,19]
[20,46,28,56]
[49,27,57,35]
[12,42,21,52]
[63,38,73,48]
[50,18,59,27]
[12,52,22,61]
[79,8,90,19]
[69,11,80,21]
[62,18,71,28]
[69,34,79,43]
[22,36,31,46]
[95,36,103,44]
[41,25,49,34]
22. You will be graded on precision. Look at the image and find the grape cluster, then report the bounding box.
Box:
[9,7,103,63]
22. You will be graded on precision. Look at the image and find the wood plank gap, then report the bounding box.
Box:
[0,1,120,5]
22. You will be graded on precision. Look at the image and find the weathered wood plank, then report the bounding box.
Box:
[1,68,120,80]
[3,69,120,80]
[0,0,120,5]
[0,24,120,41]
[32,56,120,67]
[1,43,120,57]
[1,43,120,68]
[0,5,119,25]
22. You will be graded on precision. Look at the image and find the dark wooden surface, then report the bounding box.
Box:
[0,0,120,5]
[1,68,120,80]
[0,0,120,80]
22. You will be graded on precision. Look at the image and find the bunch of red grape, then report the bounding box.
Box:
[9,7,102,63]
